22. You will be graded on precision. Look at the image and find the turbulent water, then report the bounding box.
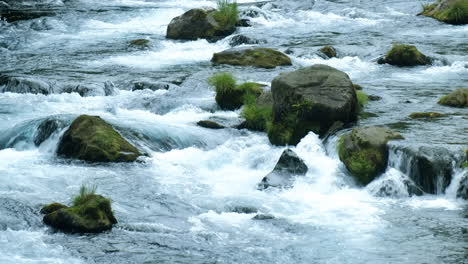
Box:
[0,0,467,263]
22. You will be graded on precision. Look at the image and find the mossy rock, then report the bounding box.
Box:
[378,44,431,67]
[129,39,150,47]
[42,195,117,233]
[320,45,337,58]
[240,91,273,132]
[215,81,262,110]
[40,203,68,215]
[353,84,363,90]
[212,47,292,69]
[420,0,468,25]
[437,88,468,107]
[166,8,236,40]
[409,112,448,119]
[57,115,141,162]
[268,64,358,146]
[338,126,404,185]
[197,120,225,129]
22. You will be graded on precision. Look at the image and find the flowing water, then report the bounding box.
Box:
[0,0,467,263]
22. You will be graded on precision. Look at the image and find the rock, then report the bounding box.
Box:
[34,118,67,146]
[197,120,225,129]
[268,64,358,145]
[370,177,424,197]
[457,176,468,199]
[61,81,115,97]
[0,76,53,95]
[419,0,468,25]
[409,112,448,119]
[377,44,431,67]
[209,72,262,110]
[229,206,257,214]
[353,84,363,90]
[338,126,404,185]
[57,115,141,162]
[211,47,292,69]
[229,34,264,47]
[389,145,456,194]
[319,45,337,58]
[235,18,251,27]
[129,39,150,47]
[253,214,275,220]
[40,202,67,215]
[368,95,382,101]
[166,8,236,40]
[258,149,308,189]
[132,81,171,91]
[41,195,117,233]
[438,88,468,108]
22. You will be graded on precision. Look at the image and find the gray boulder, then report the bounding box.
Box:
[258,149,308,189]
[268,64,358,145]
[61,81,115,97]
[457,175,468,200]
[0,76,53,95]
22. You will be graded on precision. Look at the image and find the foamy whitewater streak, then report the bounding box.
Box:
[295,56,378,79]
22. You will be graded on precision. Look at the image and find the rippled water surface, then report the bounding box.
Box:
[0,0,467,263]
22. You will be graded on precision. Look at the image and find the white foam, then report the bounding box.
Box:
[392,61,468,82]
[295,56,378,79]
[404,197,462,210]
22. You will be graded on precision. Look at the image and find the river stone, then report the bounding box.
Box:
[258,149,308,189]
[377,44,431,67]
[211,47,292,69]
[338,126,404,185]
[197,120,225,129]
[0,76,53,95]
[268,64,358,145]
[229,34,264,47]
[57,115,141,162]
[437,88,468,108]
[457,176,468,200]
[61,81,115,97]
[42,195,117,233]
[166,8,236,40]
[34,118,67,146]
[320,45,337,58]
[419,0,468,25]
[132,81,171,91]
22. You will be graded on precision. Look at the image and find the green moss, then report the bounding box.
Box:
[409,112,447,119]
[241,104,272,131]
[356,90,369,111]
[209,73,263,110]
[40,203,68,215]
[213,0,239,28]
[462,162,468,169]
[73,184,98,206]
[353,84,363,90]
[320,45,337,58]
[212,48,292,69]
[421,0,468,25]
[437,88,468,108]
[57,115,141,162]
[382,44,430,66]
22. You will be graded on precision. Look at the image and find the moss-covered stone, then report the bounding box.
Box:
[57,115,141,162]
[353,84,363,90]
[338,126,404,185]
[40,203,68,215]
[378,44,431,67]
[437,88,468,107]
[197,120,225,129]
[241,91,273,131]
[211,47,292,69]
[320,45,337,58]
[409,112,448,119]
[420,0,468,25]
[268,65,358,146]
[129,39,150,47]
[42,194,117,233]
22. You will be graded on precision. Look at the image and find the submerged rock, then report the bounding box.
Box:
[258,149,308,189]
[438,88,468,108]
[166,8,236,40]
[0,76,54,95]
[61,81,115,97]
[129,39,150,48]
[132,81,171,91]
[41,195,117,233]
[197,120,225,129]
[34,118,67,146]
[378,44,431,67]
[409,112,448,119]
[211,47,292,69]
[457,175,468,200]
[229,34,264,46]
[419,0,468,25]
[57,115,141,162]
[268,64,358,145]
[338,126,404,185]
[319,45,337,58]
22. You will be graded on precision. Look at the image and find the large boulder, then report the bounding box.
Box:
[419,0,468,25]
[61,81,115,97]
[0,76,54,95]
[338,126,403,185]
[377,44,431,67]
[166,8,236,40]
[34,118,67,146]
[211,47,292,69]
[268,64,358,145]
[57,115,141,162]
[457,175,468,200]
[438,88,468,107]
[41,195,117,233]
[258,149,308,189]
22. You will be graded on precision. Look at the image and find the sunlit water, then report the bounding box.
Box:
[0,0,467,263]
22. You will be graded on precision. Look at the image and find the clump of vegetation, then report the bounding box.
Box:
[421,0,468,25]
[241,103,272,131]
[409,112,447,119]
[379,44,431,67]
[208,73,262,110]
[213,0,239,28]
[356,90,369,111]
[73,184,98,206]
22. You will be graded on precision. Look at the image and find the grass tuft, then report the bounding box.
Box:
[213,0,239,28]
[208,72,237,95]
[73,184,98,206]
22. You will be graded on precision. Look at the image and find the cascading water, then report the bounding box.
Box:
[0,0,467,263]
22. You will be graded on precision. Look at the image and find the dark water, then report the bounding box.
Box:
[0,0,467,263]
